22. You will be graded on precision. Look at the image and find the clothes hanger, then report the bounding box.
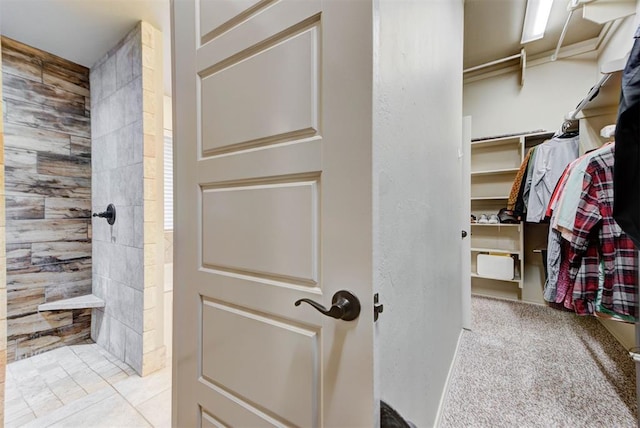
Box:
[553,120,579,139]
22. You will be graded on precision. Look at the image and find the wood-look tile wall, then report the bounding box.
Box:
[1,37,91,362]
[0,37,8,428]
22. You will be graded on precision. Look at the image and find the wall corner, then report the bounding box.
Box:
[141,21,167,376]
[0,36,7,428]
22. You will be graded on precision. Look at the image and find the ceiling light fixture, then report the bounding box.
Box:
[521,0,554,44]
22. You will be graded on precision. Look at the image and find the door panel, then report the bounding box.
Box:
[201,299,319,427]
[195,3,322,84]
[201,179,319,284]
[198,0,266,41]
[199,385,292,428]
[173,0,375,426]
[200,25,318,155]
[201,410,226,428]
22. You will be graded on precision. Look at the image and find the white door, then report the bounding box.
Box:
[172,0,375,426]
[461,116,471,330]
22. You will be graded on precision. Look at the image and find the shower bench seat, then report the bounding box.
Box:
[38,294,105,311]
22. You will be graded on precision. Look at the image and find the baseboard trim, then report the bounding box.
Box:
[433,328,464,427]
[598,317,636,350]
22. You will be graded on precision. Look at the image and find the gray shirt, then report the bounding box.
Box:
[526,136,579,223]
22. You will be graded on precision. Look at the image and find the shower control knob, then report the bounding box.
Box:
[93,204,116,225]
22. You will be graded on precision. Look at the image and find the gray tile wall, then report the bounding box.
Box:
[90,25,145,374]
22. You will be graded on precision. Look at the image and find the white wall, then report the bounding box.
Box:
[373,0,464,425]
[463,54,599,139]
[162,95,173,362]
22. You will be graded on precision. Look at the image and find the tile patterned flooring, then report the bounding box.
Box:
[5,342,171,427]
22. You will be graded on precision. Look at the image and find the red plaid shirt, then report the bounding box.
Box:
[567,145,638,320]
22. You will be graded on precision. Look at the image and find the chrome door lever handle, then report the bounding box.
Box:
[295,290,361,321]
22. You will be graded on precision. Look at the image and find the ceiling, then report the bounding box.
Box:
[0,0,609,93]
[0,0,171,94]
[464,0,604,70]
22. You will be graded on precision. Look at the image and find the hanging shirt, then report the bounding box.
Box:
[568,145,638,320]
[544,166,570,220]
[507,147,534,211]
[556,144,612,240]
[544,155,596,305]
[521,147,538,214]
[526,135,579,223]
[544,228,562,302]
[613,28,640,248]
[560,240,583,309]
[544,165,573,303]
[595,260,637,322]
[568,237,600,314]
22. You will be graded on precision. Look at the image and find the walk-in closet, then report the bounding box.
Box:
[445,0,640,425]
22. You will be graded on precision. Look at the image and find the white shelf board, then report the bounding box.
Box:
[583,0,636,25]
[523,132,554,146]
[471,223,521,227]
[523,131,553,139]
[470,137,521,148]
[471,247,521,256]
[471,272,522,283]
[601,55,628,75]
[470,196,509,200]
[471,273,524,289]
[471,167,520,176]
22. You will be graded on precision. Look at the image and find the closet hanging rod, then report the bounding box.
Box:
[551,9,574,61]
[568,73,612,120]
[463,52,522,74]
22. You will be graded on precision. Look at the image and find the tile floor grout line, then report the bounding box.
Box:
[46,371,85,407]
[21,367,65,419]
[7,343,171,427]
[133,405,156,428]
[24,385,118,427]
[56,354,95,396]
[5,405,37,426]
[13,375,42,419]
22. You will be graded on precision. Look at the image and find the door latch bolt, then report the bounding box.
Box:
[374,293,383,322]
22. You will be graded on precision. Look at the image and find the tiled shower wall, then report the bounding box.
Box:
[90,22,165,376]
[0,37,7,427]
[1,37,92,362]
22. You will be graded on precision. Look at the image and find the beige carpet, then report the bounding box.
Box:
[440,296,637,427]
